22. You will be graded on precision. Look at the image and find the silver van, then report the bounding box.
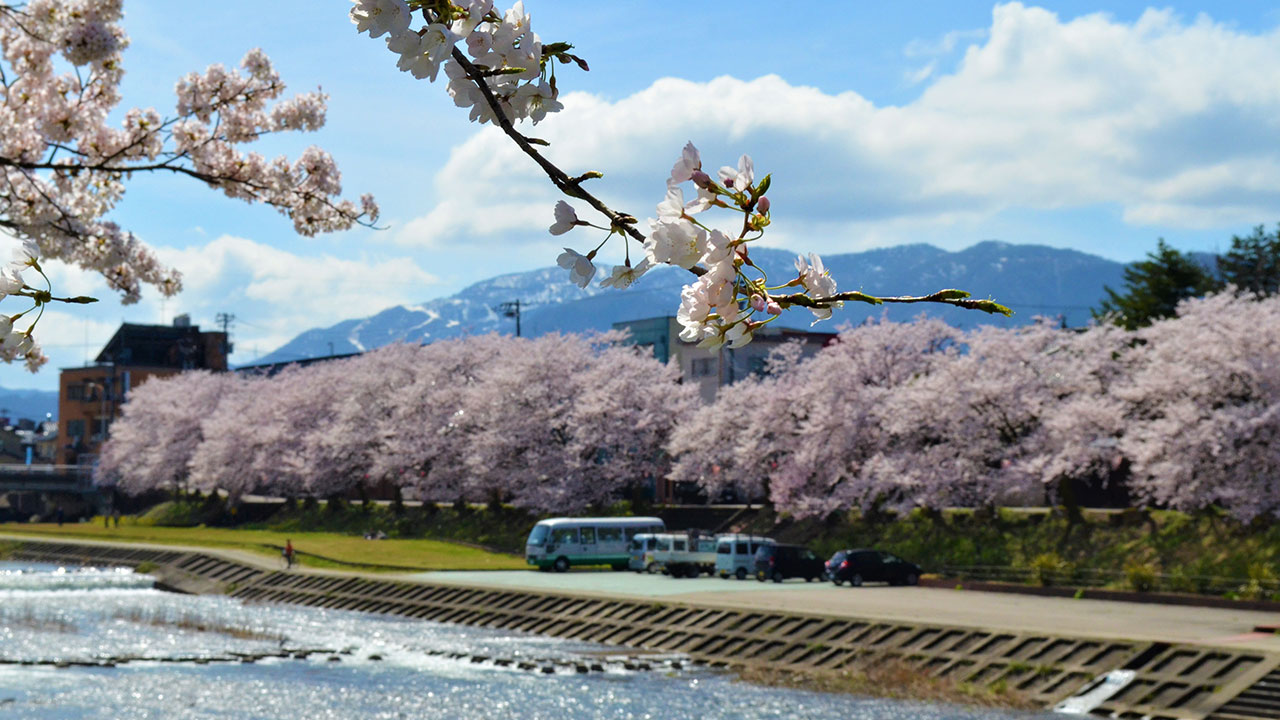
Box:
[628,533,659,572]
[715,534,776,579]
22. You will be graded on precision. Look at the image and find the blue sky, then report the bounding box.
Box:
[10,1,1280,390]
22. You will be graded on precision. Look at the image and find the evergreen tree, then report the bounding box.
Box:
[1218,224,1280,297]
[1093,240,1222,330]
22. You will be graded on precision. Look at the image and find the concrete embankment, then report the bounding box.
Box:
[5,535,1280,720]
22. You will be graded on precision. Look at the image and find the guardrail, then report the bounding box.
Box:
[0,464,97,493]
[0,464,89,475]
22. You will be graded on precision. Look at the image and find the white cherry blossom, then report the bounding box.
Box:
[349,0,412,40]
[719,154,754,191]
[549,200,579,235]
[556,247,595,288]
[795,252,842,324]
[669,141,701,187]
[645,218,706,269]
[599,259,651,289]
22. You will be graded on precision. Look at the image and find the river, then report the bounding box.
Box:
[0,561,1052,719]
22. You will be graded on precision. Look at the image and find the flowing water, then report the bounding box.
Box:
[0,562,1051,719]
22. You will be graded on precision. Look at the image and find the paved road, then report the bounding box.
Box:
[417,569,1280,653]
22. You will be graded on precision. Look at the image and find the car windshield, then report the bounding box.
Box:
[526,525,549,546]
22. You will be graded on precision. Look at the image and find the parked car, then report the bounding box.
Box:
[753,543,825,583]
[715,534,775,580]
[826,548,921,587]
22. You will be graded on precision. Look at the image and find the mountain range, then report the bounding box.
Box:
[249,241,1128,367]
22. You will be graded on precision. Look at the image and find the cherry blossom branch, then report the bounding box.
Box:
[448,47,655,250]
[775,288,1013,316]
[354,0,1011,352]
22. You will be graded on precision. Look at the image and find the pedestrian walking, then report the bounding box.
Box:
[283,539,295,569]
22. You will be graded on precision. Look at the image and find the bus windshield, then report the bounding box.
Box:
[526,524,549,546]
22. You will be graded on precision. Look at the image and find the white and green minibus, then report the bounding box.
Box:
[525,516,665,572]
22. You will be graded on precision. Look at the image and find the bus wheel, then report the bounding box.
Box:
[646,562,659,574]
[735,567,748,581]
[553,556,570,573]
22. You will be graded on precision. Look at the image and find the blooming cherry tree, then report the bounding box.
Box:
[0,0,376,369]
[96,370,240,496]
[1117,293,1280,521]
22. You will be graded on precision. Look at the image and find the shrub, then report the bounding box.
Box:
[1124,562,1158,592]
[1029,553,1071,587]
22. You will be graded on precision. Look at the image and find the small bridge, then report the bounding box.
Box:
[0,465,107,514]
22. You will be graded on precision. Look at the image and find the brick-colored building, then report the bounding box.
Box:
[58,316,227,465]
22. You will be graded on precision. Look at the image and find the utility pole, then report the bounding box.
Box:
[215,312,235,365]
[496,300,522,337]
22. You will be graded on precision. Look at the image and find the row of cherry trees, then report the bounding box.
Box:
[100,291,1280,520]
[96,332,695,513]
[674,291,1280,522]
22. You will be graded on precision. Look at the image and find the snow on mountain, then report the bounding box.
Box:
[249,242,1127,366]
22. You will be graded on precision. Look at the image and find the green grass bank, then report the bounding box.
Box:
[8,495,1279,599]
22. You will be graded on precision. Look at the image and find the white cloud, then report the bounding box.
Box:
[152,235,439,361]
[391,2,1280,262]
[904,28,990,58]
[904,61,937,86]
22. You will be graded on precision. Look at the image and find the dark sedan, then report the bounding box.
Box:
[827,549,921,587]
[754,543,826,583]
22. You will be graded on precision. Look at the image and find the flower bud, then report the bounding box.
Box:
[691,170,712,188]
[757,196,770,214]
[750,294,766,312]
[766,300,782,316]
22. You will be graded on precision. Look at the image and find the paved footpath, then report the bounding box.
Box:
[8,534,1280,654]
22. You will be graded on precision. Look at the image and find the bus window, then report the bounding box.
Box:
[580,527,596,545]
[656,537,671,551]
[598,527,622,543]
[717,541,731,554]
[550,527,579,545]
[674,539,686,552]
[527,525,549,546]
[736,542,748,555]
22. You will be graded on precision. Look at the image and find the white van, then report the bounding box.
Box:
[643,531,718,577]
[628,533,660,572]
[525,517,664,572]
[715,534,776,579]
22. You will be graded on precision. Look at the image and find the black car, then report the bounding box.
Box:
[754,543,825,583]
[827,549,921,587]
